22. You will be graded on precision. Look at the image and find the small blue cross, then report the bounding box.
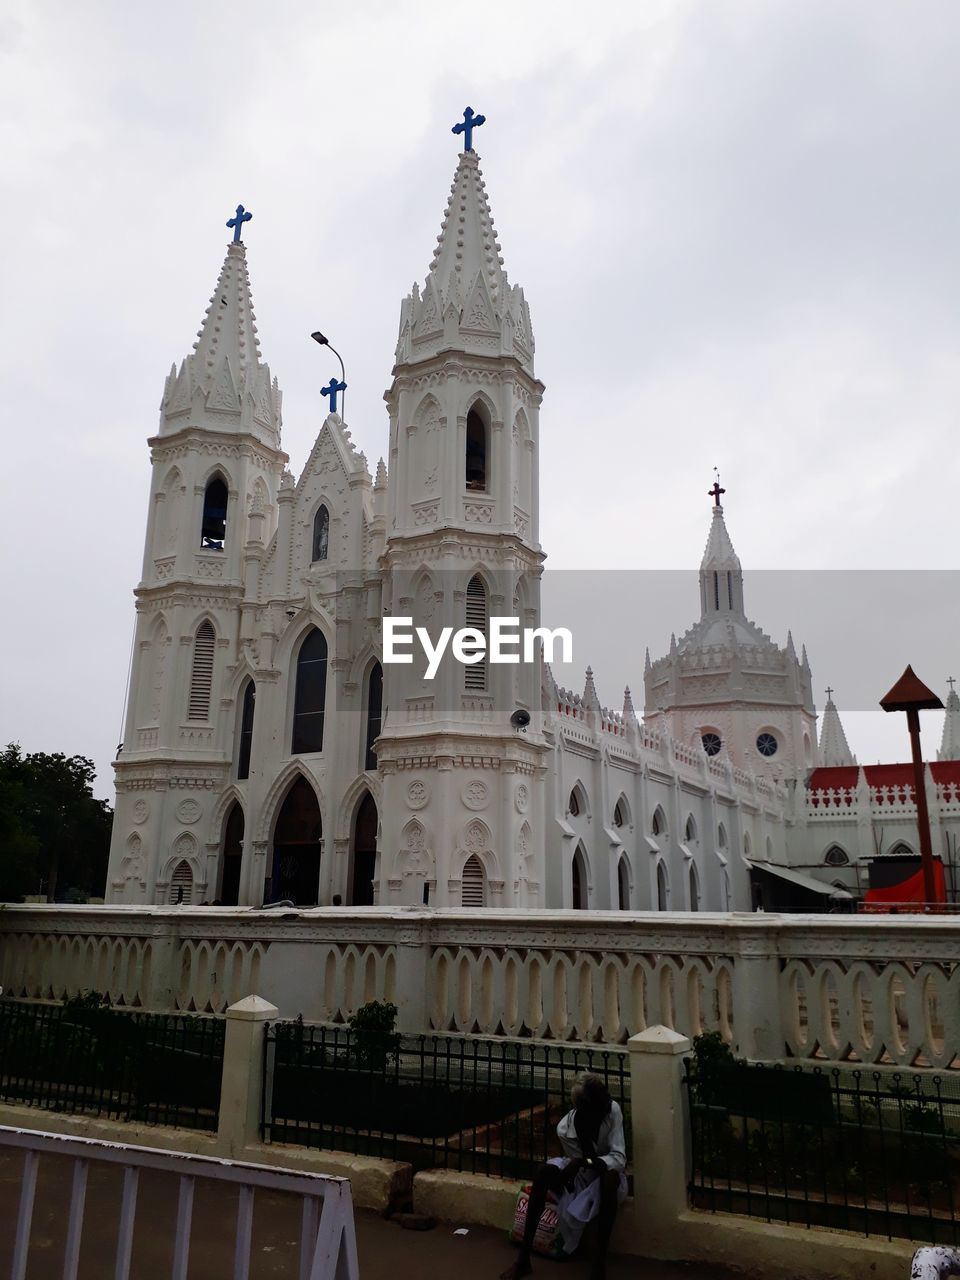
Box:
[226,204,252,243]
[321,377,347,414]
[452,106,485,152]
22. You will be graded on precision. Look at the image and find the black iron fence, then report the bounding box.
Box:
[686,1055,960,1244]
[0,997,225,1131]
[262,1021,630,1179]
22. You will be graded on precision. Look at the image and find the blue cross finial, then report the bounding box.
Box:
[321,377,347,414]
[452,106,485,152]
[227,204,252,243]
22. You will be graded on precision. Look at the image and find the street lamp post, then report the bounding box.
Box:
[880,665,945,907]
[311,332,346,421]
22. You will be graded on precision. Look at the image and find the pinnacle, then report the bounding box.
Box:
[819,690,857,767]
[939,684,960,761]
[161,236,280,443]
[426,149,507,312]
[700,503,741,572]
[192,241,262,377]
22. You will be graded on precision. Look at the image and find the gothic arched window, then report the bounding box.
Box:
[237,680,256,780]
[656,860,669,911]
[187,621,216,721]
[824,845,849,867]
[613,798,626,828]
[465,408,488,492]
[200,476,228,550]
[312,505,329,562]
[461,854,486,907]
[464,575,488,691]
[568,789,581,818]
[685,814,698,843]
[292,629,328,754]
[652,807,666,838]
[169,860,193,905]
[364,662,383,771]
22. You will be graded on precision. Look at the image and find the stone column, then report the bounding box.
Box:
[627,1025,691,1250]
[216,995,278,1158]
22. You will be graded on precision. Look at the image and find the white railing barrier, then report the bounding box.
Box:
[1,1124,359,1280]
[4,907,960,1067]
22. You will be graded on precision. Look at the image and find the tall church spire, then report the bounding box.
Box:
[394,149,535,374]
[699,482,744,618]
[938,678,960,760]
[819,688,857,767]
[160,231,281,447]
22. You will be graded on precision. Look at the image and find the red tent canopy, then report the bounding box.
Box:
[862,860,946,909]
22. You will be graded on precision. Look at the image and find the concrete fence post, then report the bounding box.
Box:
[392,919,431,1033]
[728,923,784,1060]
[143,925,180,1011]
[627,1025,691,1253]
[216,994,278,1159]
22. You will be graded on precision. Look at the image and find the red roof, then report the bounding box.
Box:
[809,760,960,796]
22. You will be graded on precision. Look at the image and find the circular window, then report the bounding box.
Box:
[702,732,722,757]
[756,732,778,757]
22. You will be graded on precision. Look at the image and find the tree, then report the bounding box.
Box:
[0,745,112,903]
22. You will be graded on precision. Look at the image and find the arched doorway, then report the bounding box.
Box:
[572,845,588,910]
[220,801,244,905]
[617,856,630,910]
[271,776,322,905]
[656,860,669,911]
[350,792,378,906]
[688,862,700,911]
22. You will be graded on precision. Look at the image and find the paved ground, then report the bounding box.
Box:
[0,1149,713,1279]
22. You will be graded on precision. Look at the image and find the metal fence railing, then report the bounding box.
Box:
[1,1123,359,1280]
[0,997,225,1131]
[262,1022,630,1179]
[686,1056,960,1244]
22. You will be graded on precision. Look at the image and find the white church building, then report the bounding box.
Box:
[106,129,960,914]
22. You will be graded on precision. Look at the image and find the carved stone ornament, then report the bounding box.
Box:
[462,780,489,811]
[515,784,529,814]
[406,779,429,810]
[176,798,202,825]
[132,799,150,825]
[464,821,487,852]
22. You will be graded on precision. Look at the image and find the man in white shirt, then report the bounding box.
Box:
[502,1072,627,1280]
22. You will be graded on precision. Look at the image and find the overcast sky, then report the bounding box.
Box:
[1,1,958,799]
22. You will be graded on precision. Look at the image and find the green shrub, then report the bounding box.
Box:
[348,1000,400,1072]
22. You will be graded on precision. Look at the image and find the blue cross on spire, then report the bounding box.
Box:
[226,204,252,243]
[452,106,485,152]
[321,377,347,414]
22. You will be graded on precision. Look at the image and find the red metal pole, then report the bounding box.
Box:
[907,707,941,907]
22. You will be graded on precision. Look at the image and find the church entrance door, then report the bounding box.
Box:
[220,801,244,905]
[271,777,322,905]
[350,792,378,906]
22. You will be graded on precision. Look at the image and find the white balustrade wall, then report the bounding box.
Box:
[2,906,960,1069]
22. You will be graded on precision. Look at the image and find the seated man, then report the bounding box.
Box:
[502,1072,627,1280]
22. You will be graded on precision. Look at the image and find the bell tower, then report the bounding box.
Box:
[107,207,287,904]
[377,114,549,908]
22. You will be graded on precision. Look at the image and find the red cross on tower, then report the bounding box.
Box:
[708,474,726,507]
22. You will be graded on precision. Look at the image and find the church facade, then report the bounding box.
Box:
[105,132,957,913]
